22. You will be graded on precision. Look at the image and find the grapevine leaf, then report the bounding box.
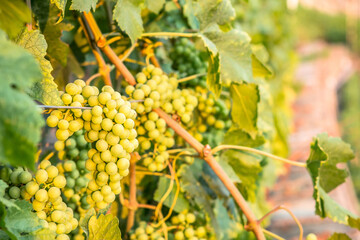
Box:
[206,53,221,97]
[17,29,62,106]
[5,200,43,238]
[145,0,165,14]
[113,0,144,44]
[0,230,10,240]
[179,164,220,237]
[80,208,96,237]
[223,128,265,147]
[307,133,360,230]
[193,0,235,31]
[202,163,229,198]
[217,160,241,183]
[230,83,259,139]
[221,149,262,201]
[23,228,56,240]
[37,3,73,66]
[214,199,232,240]
[0,0,31,39]
[252,54,272,78]
[0,180,20,209]
[307,133,354,193]
[200,29,253,85]
[328,233,351,240]
[70,0,98,12]
[154,177,189,213]
[0,32,44,170]
[88,214,122,240]
[50,0,67,21]
[183,0,199,29]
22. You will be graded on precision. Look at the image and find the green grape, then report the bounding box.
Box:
[306,234,318,240]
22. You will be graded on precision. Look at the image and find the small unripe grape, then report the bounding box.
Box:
[35,189,48,202]
[46,115,59,128]
[51,210,64,223]
[18,171,32,184]
[101,118,113,131]
[56,223,66,234]
[46,166,59,179]
[101,185,112,196]
[66,83,80,95]
[85,159,96,171]
[103,192,115,203]
[35,169,48,184]
[9,186,20,199]
[196,227,206,237]
[57,234,70,240]
[306,234,318,240]
[82,86,95,98]
[53,175,66,188]
[117,158,130,170]
[56,129,70,141]
[26,181,39,196]
[124,119,135,129]
[96,172,109,183]
[101,150,112,162]
[48,187,61,199]
[96,139,108,152]
[69,120,81,132]
[92,191,103,202]
[98,92,111,105]
[133,89,145,100]
[105,162,118,175]
[32,199,45,211]
[174,231,185,240]
[91,106,103,117]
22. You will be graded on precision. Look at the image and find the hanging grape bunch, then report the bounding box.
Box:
[125,65,197,172]
[169,38,207,88]
[46,80,138,210]
[0,161,78,240]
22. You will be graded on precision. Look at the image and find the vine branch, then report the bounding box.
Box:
[126,154,138,232]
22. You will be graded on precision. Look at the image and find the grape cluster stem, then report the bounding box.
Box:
[81,12,266,240]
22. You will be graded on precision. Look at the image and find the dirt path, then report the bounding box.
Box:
[268,42,360,240]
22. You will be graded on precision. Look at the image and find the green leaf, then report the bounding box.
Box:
[328,233,351,240]
[221,149,262,201]
[0,32,44,170]
[183,0,199,29]
[88,214,122,240]
[201,29,253,85]
[50,0,67,21]
[17,29,62,106]
[154,177,189,213]
[0,0,31,39]
[194,0,235,31]
[230,83,259,139]
[70,0,98,12]
[113,0,144,44]
[206,53,221,97]
[5,200,43,238]
[179,164,220,236]
[307,133,360,230]
[214,199,232,240]
[145,0,165,14]
[223,128,265,147]
[252,54,272,78]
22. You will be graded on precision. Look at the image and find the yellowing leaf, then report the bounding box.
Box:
[230,83,259,139]
[17,29,62,106]
[88,214,122,240]
[145,0,165,14]
[50,0,67,21]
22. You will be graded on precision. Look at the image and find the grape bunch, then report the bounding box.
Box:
[0,166,33,200]
[125,65,198,172]
[169,38,207,88]
[170,212,213,240]
[46,80,138,210]
[55,130,91,211]
[129,222,164,240]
